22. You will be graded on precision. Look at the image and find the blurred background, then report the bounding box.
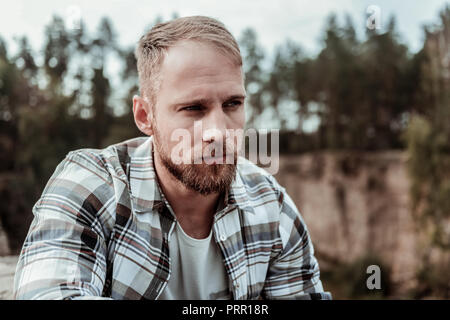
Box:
[0,0,449,299]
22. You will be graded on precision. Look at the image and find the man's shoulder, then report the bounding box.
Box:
[237,157,282,189]
[68,136,148,159]
[65,137,149,170]
[235,157,284,207]
[236,157,303,225]
[52,136,149,191]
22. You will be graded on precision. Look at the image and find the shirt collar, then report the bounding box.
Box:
[128,136,255,215]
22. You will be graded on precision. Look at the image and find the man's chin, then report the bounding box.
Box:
[195,163,236,175]
[161,158,236,196]
[183,164,236,195]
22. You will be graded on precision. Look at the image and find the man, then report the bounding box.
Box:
[13,16,331,300]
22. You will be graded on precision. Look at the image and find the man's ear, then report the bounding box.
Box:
[133,95,154,136]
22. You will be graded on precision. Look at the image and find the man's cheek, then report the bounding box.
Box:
[169,128,192,165]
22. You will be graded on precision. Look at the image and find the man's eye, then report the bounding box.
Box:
[224,101,242,108]
[182,105,203,111]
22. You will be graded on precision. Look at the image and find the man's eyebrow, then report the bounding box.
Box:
[224,94,246,101]
[171,98,210,109]
[171,94,246,109]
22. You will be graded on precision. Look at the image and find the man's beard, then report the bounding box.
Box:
[152,127,237,196]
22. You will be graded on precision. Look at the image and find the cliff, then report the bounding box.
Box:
[273,151,418,297]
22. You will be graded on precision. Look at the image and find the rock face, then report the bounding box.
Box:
[273,151,418,296]
[0,151,419,299]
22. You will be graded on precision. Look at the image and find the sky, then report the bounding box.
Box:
[0,0,448,57]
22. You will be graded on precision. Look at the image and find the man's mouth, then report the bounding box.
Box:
[203,155,226,164]
[194,153,236,164]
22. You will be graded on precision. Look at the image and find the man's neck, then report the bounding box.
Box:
[153,150,221,239]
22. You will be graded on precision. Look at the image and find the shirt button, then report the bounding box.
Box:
[220,234,227,241]
[235,283,240,289]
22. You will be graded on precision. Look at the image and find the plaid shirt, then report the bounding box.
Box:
[13,136,331,300]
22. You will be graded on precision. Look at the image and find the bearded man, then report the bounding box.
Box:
[13,16,331,300]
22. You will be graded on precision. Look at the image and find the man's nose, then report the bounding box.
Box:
[202,108,227,143]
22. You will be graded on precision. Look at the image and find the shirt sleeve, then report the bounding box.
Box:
[13,151,115,300]
[262,181,332,300]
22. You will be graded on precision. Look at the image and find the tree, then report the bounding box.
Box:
[314,14,365,149]
[239,28,266,128]
[361,15,410,149]
[405,5,450,298]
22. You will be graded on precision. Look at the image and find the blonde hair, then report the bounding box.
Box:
[135,16,242,105]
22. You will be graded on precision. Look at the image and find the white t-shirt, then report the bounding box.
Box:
[158,222,231,300]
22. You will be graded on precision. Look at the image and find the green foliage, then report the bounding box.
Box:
[239,28,265,126]
[404,5,450,299]
[240,12,414,151]
[0,15,140,253]
[414,256,450,299]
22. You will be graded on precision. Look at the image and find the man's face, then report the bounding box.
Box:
[148,40,246,195]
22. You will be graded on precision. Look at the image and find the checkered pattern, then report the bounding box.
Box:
[13,136,331,300]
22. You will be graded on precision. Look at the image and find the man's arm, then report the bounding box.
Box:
[262,182,332,300]
[14,151,114,300]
